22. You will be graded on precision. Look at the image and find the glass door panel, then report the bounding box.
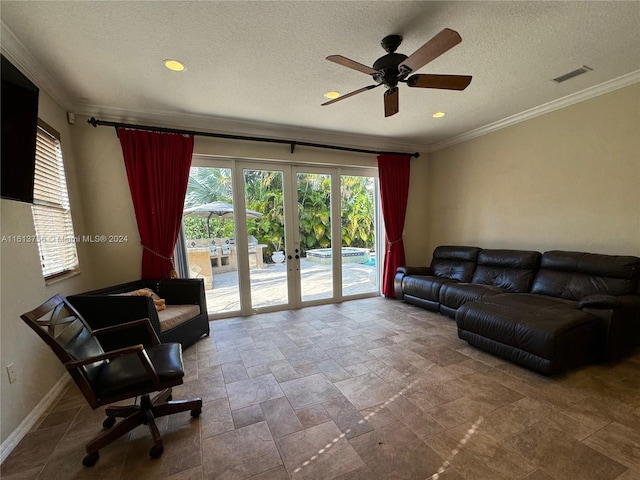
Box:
[340,174,378,296]
[243,168,289,309]
[181,161,380,316]
[182,166,241,314]
[297,172,333,302]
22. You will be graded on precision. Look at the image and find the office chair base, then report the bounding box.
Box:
[83,388,202,467]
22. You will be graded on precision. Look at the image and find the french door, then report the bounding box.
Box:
[183,158,380,318]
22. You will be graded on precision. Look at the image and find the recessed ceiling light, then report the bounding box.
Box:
[324,91,340,100]
[163,59,185,72]
[432,111,446,118]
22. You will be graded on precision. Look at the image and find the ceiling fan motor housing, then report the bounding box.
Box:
[323,28,469,117]
[372,53,408,87]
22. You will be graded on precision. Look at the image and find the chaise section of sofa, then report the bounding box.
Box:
[457,293,601,374]
[68,278,210,350]
[456,251,640,375]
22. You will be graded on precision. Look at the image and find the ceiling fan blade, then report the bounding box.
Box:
[406,74,472,90]
[321,84,380,106]
[399,28,462,74]
[326,55,379,75]
[384,87,399,117]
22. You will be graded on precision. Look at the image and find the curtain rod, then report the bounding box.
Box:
[87,117,420,158]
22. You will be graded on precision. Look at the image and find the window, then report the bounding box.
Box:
[32,120,79,280]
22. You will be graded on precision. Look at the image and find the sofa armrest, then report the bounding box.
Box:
[577,294,640,310]
[396,266,433,276]
[578,294,640,362]
[394,266,432,300]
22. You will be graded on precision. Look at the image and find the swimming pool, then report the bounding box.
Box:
[306,247,370,265]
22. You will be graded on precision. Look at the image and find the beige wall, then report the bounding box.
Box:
[67,119,142,286]
[195,136,380,168]
[404,157,430,265]
[0,90,98,443]
[421,83,640,259]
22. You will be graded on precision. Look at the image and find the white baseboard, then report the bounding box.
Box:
[0,374,71,463]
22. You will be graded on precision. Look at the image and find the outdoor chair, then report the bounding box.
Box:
[21,294,202,467]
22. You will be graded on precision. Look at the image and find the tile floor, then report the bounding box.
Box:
[2,297,640,480]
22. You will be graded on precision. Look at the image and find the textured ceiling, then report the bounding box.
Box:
[1,1,639,151]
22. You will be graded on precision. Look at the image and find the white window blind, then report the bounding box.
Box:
[32,120,79,279]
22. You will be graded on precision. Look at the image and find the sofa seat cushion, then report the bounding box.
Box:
[157,305,201,333]
[456,294,598,361]
[439,283,506,310]
[402,275,457,303]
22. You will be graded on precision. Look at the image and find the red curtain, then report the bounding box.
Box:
[377,154,411,297]
[118,129,194,279]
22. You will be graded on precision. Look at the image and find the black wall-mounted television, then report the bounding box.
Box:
[1,54,39,203]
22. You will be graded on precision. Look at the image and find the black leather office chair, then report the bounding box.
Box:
[21,294,202,466]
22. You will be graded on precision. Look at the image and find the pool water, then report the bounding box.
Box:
[306,247,371,265]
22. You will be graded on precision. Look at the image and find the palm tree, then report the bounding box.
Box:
[244,170,285,256]
[185,167,232,208]
[183,167,234,239]
[341,176,374,248]
[297,174,331,252]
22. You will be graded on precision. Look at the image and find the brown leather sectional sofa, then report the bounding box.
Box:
[395,246,640,375]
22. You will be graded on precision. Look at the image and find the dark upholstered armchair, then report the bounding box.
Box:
[21,295,202,466]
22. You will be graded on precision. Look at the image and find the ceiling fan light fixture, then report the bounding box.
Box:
[163,59,185,72]
[323,28,470,117]
[324,91,340,99]
[432,111,446,118]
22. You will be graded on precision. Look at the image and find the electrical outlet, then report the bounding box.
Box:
[6,363,17,384]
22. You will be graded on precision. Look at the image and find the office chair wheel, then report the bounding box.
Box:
[149,445,164,459]
[102,416,116,428]
[191,407,202,418]
[83,452,99,467]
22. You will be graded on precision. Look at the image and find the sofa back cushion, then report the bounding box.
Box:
[530,251,640,300]
[430,246,481,281]
[471,249,541,292]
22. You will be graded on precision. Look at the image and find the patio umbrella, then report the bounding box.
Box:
[183,201,263,236]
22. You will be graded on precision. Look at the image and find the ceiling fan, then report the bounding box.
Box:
[322,28,472,117]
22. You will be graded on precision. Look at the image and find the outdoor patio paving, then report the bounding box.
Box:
[204,259,379,313]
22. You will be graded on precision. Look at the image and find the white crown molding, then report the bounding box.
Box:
[0,375,71,463]
[0,21,74,111]
[427,70,640,152]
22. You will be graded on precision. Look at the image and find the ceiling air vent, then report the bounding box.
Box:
[553,65,593,83]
